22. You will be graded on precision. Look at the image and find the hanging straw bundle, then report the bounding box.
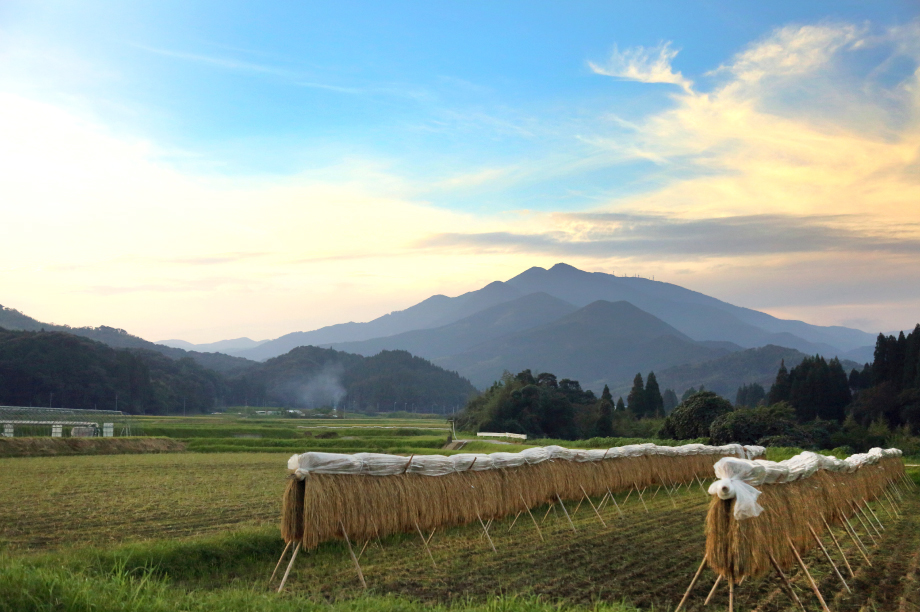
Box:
[704,448,905,582]
[282,442,766,550]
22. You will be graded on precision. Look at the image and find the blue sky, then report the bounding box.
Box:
[1,1,919,341]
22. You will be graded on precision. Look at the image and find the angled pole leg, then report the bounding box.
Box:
[269,541,292,584]
[768,551,806,612]
[277,542,301,593]
[788,536,831,612]
[674,556,706,612]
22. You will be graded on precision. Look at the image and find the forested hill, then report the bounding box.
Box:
[0,305,255,375]
[228,346,479,411]
[0,328,227,414]
[0,327,478,414]
[651,345,860,400]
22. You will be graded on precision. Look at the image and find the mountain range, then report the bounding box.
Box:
[2,263,881,399]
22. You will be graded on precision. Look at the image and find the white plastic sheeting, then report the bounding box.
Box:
[287,442,766,479]
[708,447,903,520]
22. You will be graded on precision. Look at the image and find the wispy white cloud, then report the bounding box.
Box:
[134,45,364,94]
[588,42,693,93]
[713,23,864,83]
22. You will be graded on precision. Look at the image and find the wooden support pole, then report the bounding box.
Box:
[572,496,584,516]
[635,486,649,514]
[520,494,544,542]
[889,477,905,501]
[426,528,437,546]
[652,484,662,499]
[508,511,522,533]
[728,579,734,612]
[674,556,706,612]
[877,490,896,520]
[855,501,882,538]
[808,523,850,593]
[850,502,878,544]
[579,485,607,528]
[767,551,807,612]
[340,520,367,590]
[269,541,292,584]
[696,475,707,495]
[415,520,437,568]
[863,499,885,531]
[276,542,300,593]
[357,539,370,561]
[606,487,624,518]
[541,502,555,524]
[653,471,676,508]
[624,487,633,504]
[788,536,831,612]
[556,494,577,532]
[821,516,855,578]
[882,488,900,518]
[842,516,873,565]
[704,575,722,605]
[477,512,497,553]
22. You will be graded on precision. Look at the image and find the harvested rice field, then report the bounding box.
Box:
[1,452,918,612]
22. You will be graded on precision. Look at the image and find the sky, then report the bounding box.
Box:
[1,1,919,343]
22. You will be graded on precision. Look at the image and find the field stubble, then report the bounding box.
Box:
[2,452,918,612]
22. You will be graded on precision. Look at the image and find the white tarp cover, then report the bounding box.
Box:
[287,442,767,479]
[708,447,903,520]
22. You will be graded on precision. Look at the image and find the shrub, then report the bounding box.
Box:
[709,403,802,446]
[658,392,733,440]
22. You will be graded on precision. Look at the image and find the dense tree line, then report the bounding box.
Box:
[0,329,478,415]
[660,326,920,451]
[767,356,851,421]
[457,368,672,440]
[0,328,225,414]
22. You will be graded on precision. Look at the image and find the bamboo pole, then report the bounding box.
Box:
[507,511,522,533]
[842,516,872,565]
[623,487,633,504]
[788,536,831,612]
[822,516,854,578]
[357,539,370,561]
[808,523,850,593]
[768,551,807,612]
[579,485,607,528]
[541,502,555,524]
[572,496,584,516]
[854,501,881,538]
[882,488,900,518]
[277,542,300,593]
[477,512,497,553]
[696,475,707,495]
[556,494,577,532]
[415,520,437,568]
[269,541,292,584]
[659,470,679,508]
[520,494,544,542]
[863,499,885,531]
[850,503,878,544]
[876,490,896,520]
[674,557,706,612]
[635,486,649,514]
[605,487,624,518]
[704,575,722,605]
[340,520,367,589]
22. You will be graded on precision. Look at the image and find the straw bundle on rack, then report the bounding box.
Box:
[282,443,765,550]
[704,448,905,582]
